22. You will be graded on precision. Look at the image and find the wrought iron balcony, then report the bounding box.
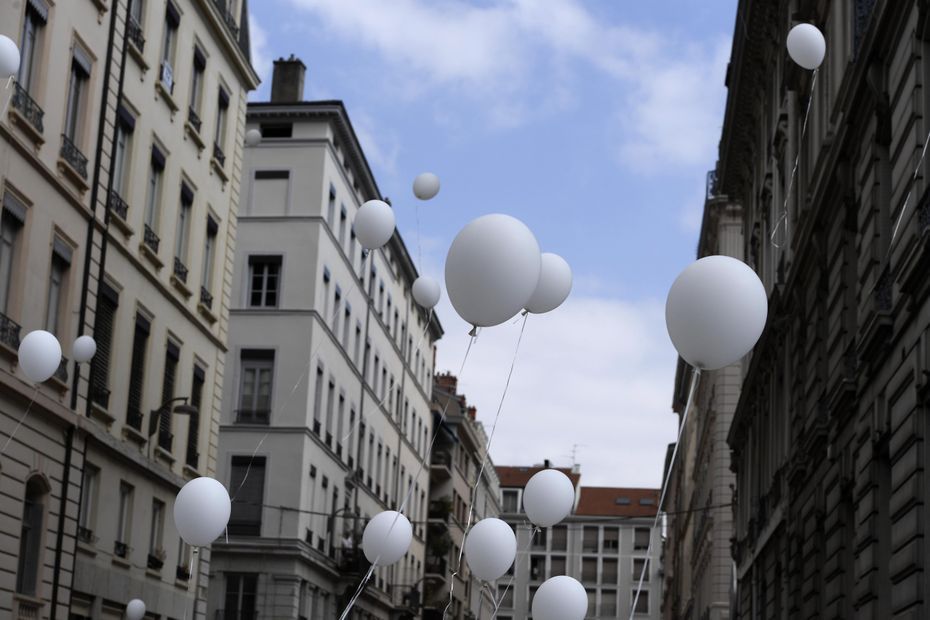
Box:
[143,224,160,254]
[60,135,89,180]
[176,564,191,581]
[127,16,145,52]
[213,142,226,167]
[127,408,143,431]
[147,552,164,570]
[188,107,202,133]
[200,286,213,309]
[107,190,129,221]
[10,80,44,134]
[212,0,240,39]
[114,540,128,558]
[54,356,68,383]
[77,526,95,544]
[173,257,188,283]
[0,312,22,350]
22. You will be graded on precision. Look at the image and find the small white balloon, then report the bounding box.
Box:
[0,35,20,80]
[72,335,97,363]
[464,518,516,581]
[173,477,231,547]
[445,214,541,328]
[665,255,768,370]
[522,469,575,527]
[524,253,572,314]
[355,200,395,250]
[532,576,587,620]
[125,599,146,620]
[17,330,62,383]
[413,172,440,201]
[245,128,262,147]
[412,276,441,309]
[362,510,412,566]
[786,23,825,70]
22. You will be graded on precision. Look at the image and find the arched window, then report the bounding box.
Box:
[16,475,49,596]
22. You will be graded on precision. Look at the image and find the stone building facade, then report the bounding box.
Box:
[423,372,501,619]
[717,0,930,617]
[207,57,443,619]
[0,0,257,618]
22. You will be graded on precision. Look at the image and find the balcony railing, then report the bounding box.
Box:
[212,0,241,39]
[77,526,95,544]
[127,16,145,52]
[213,142,226,167]
[54,356,69,383]
[147,552,164,570]
[200,286,213,309]
[114,540,128,558]
[143,224,160,254]
[235,409,270,425]
[188,107,202,133]
[107,190,129,220]
[176,564,191,581]
[10,81,44,134]
[173,257,188,283]
[15,598,40,619]
[0,312,22,350]
[60,134,89,180]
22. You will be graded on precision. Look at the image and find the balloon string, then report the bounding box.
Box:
[771,69,818,249]
[2,386,40,454]
[338,331,477,620]
[229,433,268,502]
[629,367,701,620]
[890,125,930,253]
[490,524,540,619]
[1,76,12,119]
[445,314,528,619]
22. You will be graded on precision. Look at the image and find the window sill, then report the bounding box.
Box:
[155,445,176,466]
[49,370,69,394]
[185,122,206,151]
[146,568,163,580]
[140,240,164,270]
[90,0,108,19]
[211,157,229,183]
[57,157,90,194]
[122,424,147,446]
[128,41,149,74]
[171,274,193,299]
[111,556,131,569]
[109,208,134,238]
[89,401,116,428]
[183,463,202,480]
[175,578,192,589]
[198,302,218,324]
[8,107,45,147]
[76,540,97,556]
[155,80,179,114]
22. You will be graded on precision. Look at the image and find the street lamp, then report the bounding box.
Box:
[147,396,198,445]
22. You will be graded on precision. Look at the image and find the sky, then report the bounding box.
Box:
[247,1,739,487]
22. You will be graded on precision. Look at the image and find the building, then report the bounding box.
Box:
[423,372,501,619]
[714,0,930,616]
[207,57,443,619]
[660,181,743,620]
[495,463,662,619]
[0,0,257,618]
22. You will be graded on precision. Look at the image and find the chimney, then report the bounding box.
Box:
[270,55,306,103]
[435,372,458,394]
[466,406,477,420]
[543,459,551,469]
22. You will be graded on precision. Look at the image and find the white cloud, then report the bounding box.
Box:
[350,111,401,176]
[433,293,679,488]
[248,13,273,99]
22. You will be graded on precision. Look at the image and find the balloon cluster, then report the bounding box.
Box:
[17,331,98,383]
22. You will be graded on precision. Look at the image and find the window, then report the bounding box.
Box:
[16,477,47,596]
[229,456,265,536]
[312,365,323,434]
[325,378,335,445]
[157,341,180,450]
[327,186,336,227]
[354,323,361,365]
[189,47,206,121]
[237,350,274,424]
[633,527,650,551]
[339,205,347,246]
[174,184,193,270]
[551,525,568,551]
[161,1,180,91]
[248,255,281,307]
[260,123,292,138]
[44,240,70,336]
[149,499,165,556]
[583,527,599,553]
[145,145,166,232]
[582,557,598,582]
[632,589,649,614]
[17,0,47,93]
[200,216,218,299]
[601,589,617,616]
[78,464,99,540]
[497,586,513,609]
[586,589,597,616]
[225,573,258,619]
[113,106,135,196]
[129,0,144,27]
[126,313,151,430]
[0,194,25,315]
[603,527,619,552]
[336,392,345,456]
[342,304,351,349]
[65,46,92,143]
[550,555,566,576]
[116,481,133,547]
[602,558,618,583]
[633,558,649,583]
[332,285,341,333]
[89,283,118,407]
[530,555,545,581]
[215,87,229,156]
[187,365,204,469]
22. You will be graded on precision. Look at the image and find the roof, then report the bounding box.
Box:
[496,466,580,490]
[575,487,660,518]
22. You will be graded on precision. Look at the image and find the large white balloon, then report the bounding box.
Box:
[532,576,587,620]
[355,200,395,250]
[445,214,541,328]
[787,23,825,70]
[413,172,440,200]
[18,330,62,383]
[362,510,412,566]
[412,276,441,309]
[173,477,231,547]
[0,36,20,80]
[464,518,516,581]
[125,599,146,620]
[665,255,767,370]
[244,128,262,147]
[522,469,575,527]
[524,253,572,314]
[72,335,97,363]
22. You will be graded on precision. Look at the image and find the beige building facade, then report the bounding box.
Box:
[0,0,257,618]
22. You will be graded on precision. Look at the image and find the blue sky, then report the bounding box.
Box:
[248,1,738,487]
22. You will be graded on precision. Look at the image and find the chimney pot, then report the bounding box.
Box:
[271,55,307,103]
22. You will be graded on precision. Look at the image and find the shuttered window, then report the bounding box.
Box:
[126,314,150,430]
[89,284,118,408]
[187,365,204,468]
[228,456,265,536]
[157,341,179,448]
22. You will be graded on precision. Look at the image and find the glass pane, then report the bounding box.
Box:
[239,368,256,411]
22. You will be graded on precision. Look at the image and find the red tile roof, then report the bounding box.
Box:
[575,487,660,518]
[496,465,581,489]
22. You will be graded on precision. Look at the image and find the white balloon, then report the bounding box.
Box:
[444,214,541,328]
[355,200,395,250]
[522,469,575,527]
[464,518,516,581]
[413,172,440,200]
[665,255,767,370]
[525,253,572,314]
[787,23,825,70]
[72,335,97,363]
[245,128,262,146]
[173,477,231,547]
[532,576,587,620]
[0,36,20,80]
[125,599,146,620]
[17,330,62,383]
[362,510,412,566]
[412,276,441,309]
